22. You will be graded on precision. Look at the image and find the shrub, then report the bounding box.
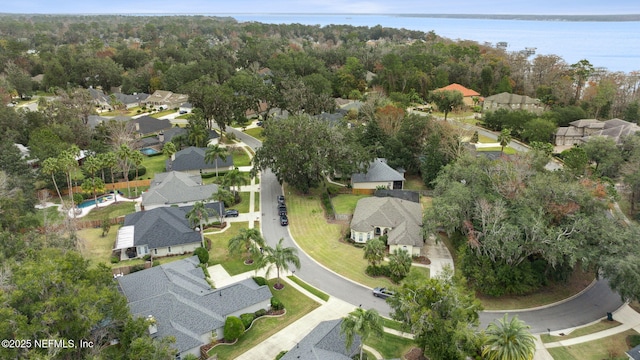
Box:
[270,297,284,311]
[223,316,244,342]
[275,351,288,360]
[240,313,255,329]
[194,247,209,264]
[110,255,120,264]
[226,132,237,141]
[130,264,146,273]
[143,254,151,261]
[254,309,267,318]
[320,192,335,217]
[366,265,391,277]
[253,276,267,286]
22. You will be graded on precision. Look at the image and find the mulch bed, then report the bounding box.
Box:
[412,256,431,265]
[404,347,427,360]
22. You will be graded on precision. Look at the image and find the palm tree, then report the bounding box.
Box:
[60,146,80,213]
[101,151,118,189]
[83,156,102,208]
[188,122,209,148]
[223,168,248,195]
[388,248,412,281]
[228,228,266,265]
[130,150,144,194]
[340,307,384,360]
[363,237,386,267]
[163,141,177,170]
[204,144,229,178]
[185,201,211,248]
[482,314,536,360]
[41,157,65,207]
[257,238,301,290]
[210,188,233,224]
[497,128,512,154]
[117,144,133,196]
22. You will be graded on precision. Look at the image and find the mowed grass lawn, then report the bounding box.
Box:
[137,153,168,180]
[547,329,639,360]
[243,127,265,141]
[77,227,116,266]
[366,332,415,360]
[286,185,428,289]
[331,194,369,214]
[209,278,321,360]
[206,222,257,276]
[540,320,622,343]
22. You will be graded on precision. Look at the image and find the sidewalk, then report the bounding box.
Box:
[544,304,640,348]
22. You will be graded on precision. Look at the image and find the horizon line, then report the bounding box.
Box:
[1,12,640,17]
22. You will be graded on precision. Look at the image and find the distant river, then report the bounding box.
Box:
[230,14,639,73]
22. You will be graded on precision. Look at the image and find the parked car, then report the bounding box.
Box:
[278,204,287,216]
[256,121,264,127]
[280,214,289,226]
[224,209,239,217]
[277,195,285,204]
[372,287,394,299]
[179,110,188,114]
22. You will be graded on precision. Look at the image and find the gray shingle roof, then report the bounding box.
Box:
[114,92,149,106]
[117,257,272,354]
[168,147,233,172]
[352,158,405,183]
[131,115,172,135]
[123,207,201,249]
[351,197,423,247]
[141,171,219,207]
[161,127,187,143]
[628,344,640,360]
[280,319,359,360]
[568,119,604,129]
[484,92,539,105]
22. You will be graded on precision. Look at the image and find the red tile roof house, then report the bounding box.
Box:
[433,83,482,107]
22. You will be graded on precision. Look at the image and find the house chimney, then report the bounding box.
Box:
[158,132,164,143]
[135,122,140,131]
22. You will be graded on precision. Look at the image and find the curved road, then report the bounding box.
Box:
[229,126,623,333]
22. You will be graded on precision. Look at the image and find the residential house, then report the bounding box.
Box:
[113,92,149,109]
[117,257,272,359]
[554,118,640,146]
[280,319,360,360]
[114,206,210,260]
[627,344,640,360]
[433,83,481,107]
[130,115,172,137]
[554,119,604,146]
[141,171,220,211]
[351,158,405,194]
[350,197,424,256]
[87,115,130,130]
[167,146,234,175]
[144,90,189,109]
[482,92,544,114]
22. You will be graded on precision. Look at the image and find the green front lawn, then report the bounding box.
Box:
[243,127,265,141]
[209,278,321,360]
[286,185,426,289]
[546,329,639,360]
[232,148,252,167]
[331,194,369,214]
[287,275,330,301]
[227,192,251,213]
[366,332,415,360]
[475,146,518,155]
[149,109,176,118]
[540,320,622,343]
[206,222,257,276]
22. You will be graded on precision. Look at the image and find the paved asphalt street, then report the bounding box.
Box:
[228,125,624,333]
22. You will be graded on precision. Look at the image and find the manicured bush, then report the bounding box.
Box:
[270,297,284,311]
[240,313,255,329]
[194,247,209,264]
[130,264,146,273]
[320,192,335,217]
[110,255,120,264]
[252,276,267,286]
[365,265,391,278]
[254,309,267,318]
[143,254,151,261]
[223,316,244,342]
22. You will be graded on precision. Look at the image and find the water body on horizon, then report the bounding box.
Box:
[231,14,639,73]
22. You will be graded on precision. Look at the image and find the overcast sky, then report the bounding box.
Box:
[4,0,640,15]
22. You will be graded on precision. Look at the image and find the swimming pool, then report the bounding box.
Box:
[140,147,160,156]
[78,195,114,208]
